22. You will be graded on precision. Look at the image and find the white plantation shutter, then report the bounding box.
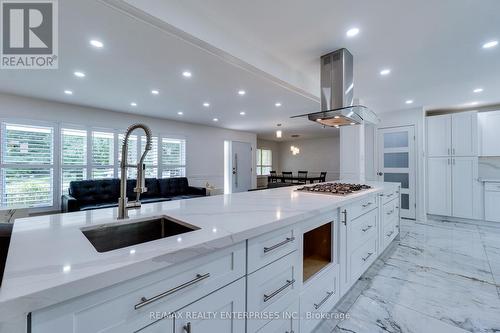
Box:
[61,129,87,193]
[1,123,54,208]
[161,138,186,178]
[92,131,115,179]
[141,136,158,178]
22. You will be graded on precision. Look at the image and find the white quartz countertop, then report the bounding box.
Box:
[0,181,395,321]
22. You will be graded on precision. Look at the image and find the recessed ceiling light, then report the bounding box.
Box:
[483,40,498,49]
[62,265,71,273]
[182,71,192,78]
[405,100,414,104]
[470,101,479,106]
[130,102,137,107]
[334,125,340,129]
[316,118,322,122]
[275,102,282,107]
[334,115,340,119]
[203,102,210,107]
[74,71,85,78]
[276,130,282,138]
[346,27,360,37]
[473,88,484,93]
[89,40,103,48]
[239,111,246,116]
[238,90,246,96]
[151,90,159,95]
[380,69,391,76]
[64,90,73,95]
[177,111,183,115]
[350,122,356,125]
[212,118,219,122]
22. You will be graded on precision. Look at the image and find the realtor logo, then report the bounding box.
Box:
[1,0,58,69]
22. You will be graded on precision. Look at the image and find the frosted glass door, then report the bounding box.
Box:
[378,126,416,219]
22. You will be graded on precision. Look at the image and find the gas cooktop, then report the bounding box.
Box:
[296,183,372,196]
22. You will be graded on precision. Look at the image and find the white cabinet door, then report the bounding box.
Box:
[427,115,452,157]
[451,157,477,219]
[174,279,245,333]
[139,318,174,333]
[485,184,500,222]
[427,157,452,216]
[479,111,500,156]
[452,111,478,157]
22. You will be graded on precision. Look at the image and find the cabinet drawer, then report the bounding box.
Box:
[349,237,377,284]
[382,198,399,226]
[300,265,340,333]
[345,195,378,220]
[485,182,500,192]
[381,187,400,204]
[254,301,299,333]
[247,252,299,332]
[32,243,246,333]
[248,225,298,273]
[382,218,397,250]
[348,209,377,250]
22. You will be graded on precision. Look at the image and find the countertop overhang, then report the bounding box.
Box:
[0,181,396,321]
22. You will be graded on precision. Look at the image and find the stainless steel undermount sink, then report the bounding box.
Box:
[81,215,199,253]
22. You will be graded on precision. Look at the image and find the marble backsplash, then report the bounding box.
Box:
[479,157,500,179]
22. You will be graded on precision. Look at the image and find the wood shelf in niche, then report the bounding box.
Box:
[303,222,332,282]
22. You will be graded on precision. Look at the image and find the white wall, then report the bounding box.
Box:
[375,107,426,221]
[278,136,340,181]
[0,93,257,191]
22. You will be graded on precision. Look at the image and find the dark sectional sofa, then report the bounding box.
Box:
[61,177,206,213]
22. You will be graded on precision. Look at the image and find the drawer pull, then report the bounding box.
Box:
[386,231,394,237]
[264,237,295,253]
[361,252,374,262]
[362,202,373,208]
[386,193,393,198]
[314,291,334,310]
[263,279,295,302]
[361,225,373,232]
[134,273,210,310]
[386,209,394,215]
[184,322,192,333]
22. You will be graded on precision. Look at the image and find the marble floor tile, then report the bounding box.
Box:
[332,295,469,333]
[322,219,500,333]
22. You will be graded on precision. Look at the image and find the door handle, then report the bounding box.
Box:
[314,291,334,309]
[263,237,295,253]
[361,225,373,232]
[362,252,374,262]
[263,279,295,302]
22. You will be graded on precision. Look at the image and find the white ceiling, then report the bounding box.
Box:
[122,0,500,111]
[1,0,499,142]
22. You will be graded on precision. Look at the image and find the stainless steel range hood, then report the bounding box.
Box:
[292,48,379,127]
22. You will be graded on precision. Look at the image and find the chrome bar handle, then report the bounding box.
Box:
[134,273,210,310]
[362,202,373,208]
[314,291,334,310]
[361,225,373,232]
[183,322,191,333]
[263,279,295,302]
[342,209,347,226]
[362,252,374,262]
[263,237,295,253]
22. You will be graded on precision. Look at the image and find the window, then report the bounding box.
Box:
[256,149,272,176]
[61,128,87,193]
[161,138,186,178]
[1,123,54,208]
[92,131,115,179]
[118,134,138,179]
[142,136,158,178]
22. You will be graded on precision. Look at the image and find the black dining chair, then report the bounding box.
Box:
[320,172,327,183]
[269,170,278,183]
[282,171,293,183]
[297,171,308,184]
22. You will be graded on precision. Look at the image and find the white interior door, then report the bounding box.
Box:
[231,141,252,193]
[377,126,416,219]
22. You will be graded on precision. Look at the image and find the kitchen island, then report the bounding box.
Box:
[0,181,400,333]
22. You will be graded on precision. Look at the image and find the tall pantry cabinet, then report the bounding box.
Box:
[426,111,481,219]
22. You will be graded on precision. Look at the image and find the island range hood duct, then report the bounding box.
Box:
[292,48,378,127]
